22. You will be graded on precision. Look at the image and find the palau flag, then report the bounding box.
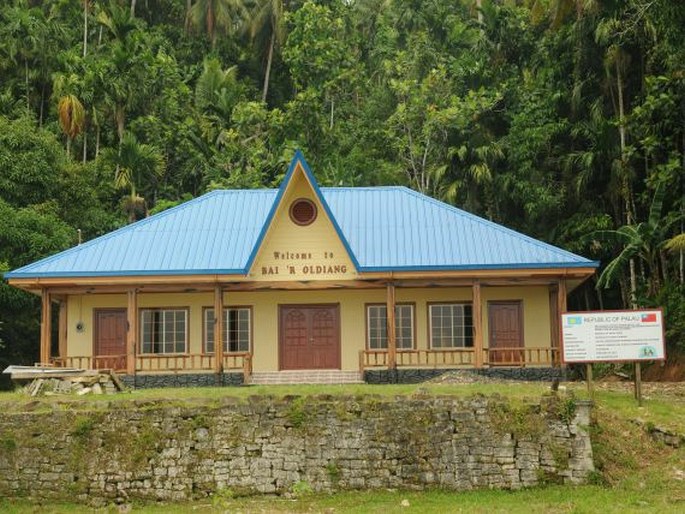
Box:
[641,313,657,323]
[566,316,583,326]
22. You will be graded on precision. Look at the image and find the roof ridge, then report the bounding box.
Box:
[320,185,405,192]
[6,190,224,276]
[397,187,590,263]
[212,188,277,194]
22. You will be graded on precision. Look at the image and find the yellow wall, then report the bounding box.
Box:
[65,285,551,370]
[249,164,357,281]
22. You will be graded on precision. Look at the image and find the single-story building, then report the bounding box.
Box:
[5,152,598,386]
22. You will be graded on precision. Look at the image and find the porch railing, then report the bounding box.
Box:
[50,352,253,382]
[51,355,127,372]
[359,346,558,372]
[483,347,559,367]
[360,349,476,370]
[136,353,215,372]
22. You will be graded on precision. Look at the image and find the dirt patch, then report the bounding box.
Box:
[592,380,685,399]
[428,371,507,384]
[643,352,685,382]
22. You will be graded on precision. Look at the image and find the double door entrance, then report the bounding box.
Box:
[279,304,340,370]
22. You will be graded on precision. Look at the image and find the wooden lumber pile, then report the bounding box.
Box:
[22,370,126,396]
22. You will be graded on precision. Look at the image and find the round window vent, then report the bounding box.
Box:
[289,198,317,226]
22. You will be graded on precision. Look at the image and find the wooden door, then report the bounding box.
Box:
[488,301,524,365]
[94,309,127,370]
[279,305,340,370]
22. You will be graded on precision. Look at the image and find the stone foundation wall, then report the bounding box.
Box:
[119,373,244,389]
[0,396,593,504]
[117,368,566,390]
[364,367,568,384]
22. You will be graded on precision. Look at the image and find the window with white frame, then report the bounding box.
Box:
[140,308,188,354]
[366,304,414,350]
[205,307,251,353]
[429,303,473,348]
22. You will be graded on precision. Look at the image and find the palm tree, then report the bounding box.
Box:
[95,5,147,147]
[57,94,86,159]
[188,0,247,49]
[96,3,138,47]
[593,184,680,301]
[53,72,90,160]
[102,133,165,222]
[195,57,240,116]
[1,4,45,113]
[247,0,286,102]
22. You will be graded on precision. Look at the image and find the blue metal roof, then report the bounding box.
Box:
[324,187,596,271]
[5,155,598,280]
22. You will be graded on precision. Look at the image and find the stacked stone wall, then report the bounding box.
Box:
[364,367,569,384]
[119,373,244,389]
[0,395,593,504]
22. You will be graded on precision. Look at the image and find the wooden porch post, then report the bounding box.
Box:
[126,289,138,375]
[472,280,483,368]
[549,284,559,358]
[58,299,67,360]
[386,282,396,369]
[556,279,568,366]
[40,289,51,365]
[214,284,224,375]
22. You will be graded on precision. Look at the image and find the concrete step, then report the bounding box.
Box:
[249,370,364,385]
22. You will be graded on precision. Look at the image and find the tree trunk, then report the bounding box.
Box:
[616,58,637,308]
[681,129,685,285]
[594,276,605,310]
[39,83,45,127]
[82,127,88,163]
[629,258,637,308]
[208,5,215,49]
[116,106,125,145]
[329,96,334,130]
[131,0,137,16]
[83,0,88,57]
[583,283,591,310]
[617,59,632,223]
[95,123,101,158]
[261,32,275,103]
[25,59,30,112]
[66,138,71,159]
[185,0,192,34]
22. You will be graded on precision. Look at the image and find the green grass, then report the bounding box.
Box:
[0,381,550,402]
[0,382,554,412]
[1,380,682,432]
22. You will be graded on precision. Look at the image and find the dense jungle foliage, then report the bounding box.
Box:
[0,0,684,372]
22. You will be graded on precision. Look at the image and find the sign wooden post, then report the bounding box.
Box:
[635,362,643,406]
[586,363,594,398]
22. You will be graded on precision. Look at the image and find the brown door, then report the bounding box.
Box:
[279,305,340,370]
[488,301,524,365]
[94,309,127,370]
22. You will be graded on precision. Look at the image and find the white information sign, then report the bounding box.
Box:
[561,309,665,363]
